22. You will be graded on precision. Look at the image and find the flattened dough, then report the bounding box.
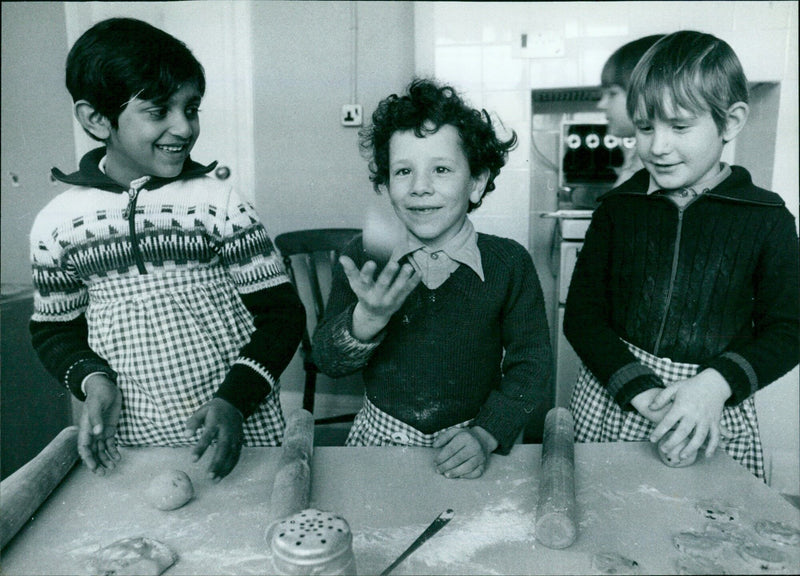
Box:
[592,552,641,575]
[737,541,787,571]
[672,531,725,557]
[145,469,194,511]
[675,555,728,575]
[87,536,177,576]
[695,500,740,522]
[754,519,800,546]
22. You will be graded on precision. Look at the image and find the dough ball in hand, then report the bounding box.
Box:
[145,469,194,511]
[87,536,177,576]
[656,435,697,468]
[362,204,405,264]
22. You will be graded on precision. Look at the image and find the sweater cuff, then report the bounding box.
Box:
[608,362,664,410]
[214,359,274,418]
[472,392,527,455]
[65,359,116,402]
[700,352,757,405]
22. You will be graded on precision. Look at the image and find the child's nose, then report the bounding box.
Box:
[411,172,433,195]
[649,128,672,155]
[169,113,194,138]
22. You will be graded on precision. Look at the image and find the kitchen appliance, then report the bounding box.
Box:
[559,120,625,209]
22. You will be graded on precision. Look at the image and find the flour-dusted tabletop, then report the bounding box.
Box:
[2,442,798,575]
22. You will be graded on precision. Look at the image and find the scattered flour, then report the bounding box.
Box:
[354,497,535,570]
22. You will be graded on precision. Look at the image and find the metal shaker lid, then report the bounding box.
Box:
[270,508,354,569]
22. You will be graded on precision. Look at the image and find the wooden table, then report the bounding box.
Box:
[2,442,798,575]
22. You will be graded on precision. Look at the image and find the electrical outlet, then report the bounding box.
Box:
[341,104,362,127]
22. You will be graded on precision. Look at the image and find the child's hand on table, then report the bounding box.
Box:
[185,397,243,482]
[79,374,122,475]
[339,255,420,341]
[433,426,498,479]
[648,369,732,462]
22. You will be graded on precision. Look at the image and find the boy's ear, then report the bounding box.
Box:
[469,169,491,205]
[721,101,749,143]
[74,100,112,141]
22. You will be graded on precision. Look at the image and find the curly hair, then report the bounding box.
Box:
[359,78,517,212]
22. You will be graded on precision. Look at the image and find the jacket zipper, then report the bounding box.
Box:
[123,177,151,274]
[653,193,702,354]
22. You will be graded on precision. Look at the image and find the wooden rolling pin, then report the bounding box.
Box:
[267,409,315,524]
[1,426,79,550]
[535,407,577,549]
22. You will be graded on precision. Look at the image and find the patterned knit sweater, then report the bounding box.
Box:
[312,233,553,454]
[564,166,799,410]
[29,147,305,417]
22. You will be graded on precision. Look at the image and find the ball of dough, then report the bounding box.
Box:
[145,469,194,511]
[656,436,697,468]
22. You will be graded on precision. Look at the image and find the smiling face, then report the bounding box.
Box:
[598,85,635,138]
[387,124,488,251]
[104,83,201,186]
[633,94,730,191]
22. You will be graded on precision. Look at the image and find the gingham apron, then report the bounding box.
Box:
[346,395,473,447]
[570,340,764,479]
[86,266,284,447]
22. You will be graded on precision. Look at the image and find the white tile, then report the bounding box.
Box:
[530,57,580,89]
[727,29,789,81]
[734,1,794,30]
[471,214,530,249]
[678,2,735,33]
[432,3,485,45]
[481,168,530,216]
[483,90,530,125]
[483,44,527,90]
[435,45,483,91]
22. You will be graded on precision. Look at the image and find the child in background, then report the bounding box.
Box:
[564,31,799,478]
[598,34,664,186]
[29,18,305,481]
[313,78,553,479]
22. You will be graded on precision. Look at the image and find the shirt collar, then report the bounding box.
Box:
[390,217,484,281]
[646,162,732,195]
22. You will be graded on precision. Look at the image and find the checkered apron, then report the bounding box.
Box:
[570,340,764,479]
[346,395,473,447]
[86,266,284,447]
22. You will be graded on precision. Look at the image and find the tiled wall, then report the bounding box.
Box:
[415,1,798,250]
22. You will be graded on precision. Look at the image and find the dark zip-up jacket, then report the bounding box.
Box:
[564,166,799,409]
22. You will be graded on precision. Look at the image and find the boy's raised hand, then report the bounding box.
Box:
[79,375,122,475]
[433,426,498,479]
[339,255,420,341]
[648,369,732,461]
[185,397,243,482]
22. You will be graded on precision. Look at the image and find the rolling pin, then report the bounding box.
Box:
[1,426,79,549]
[267,409,315,524]
[535,407,577,549]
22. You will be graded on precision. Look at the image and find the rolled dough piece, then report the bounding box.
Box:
[675,555,728,575]
[737,541,787,571]
[703,521,749,545]
[591,552,641,575]
[87,536,177,576]
[695,500,740,522]
[672,531,725,557]
[754,519,800,546]
[145,469,194,511]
